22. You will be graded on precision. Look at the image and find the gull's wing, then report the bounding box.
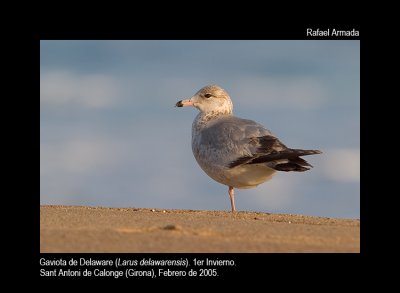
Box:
[198,116,321,172]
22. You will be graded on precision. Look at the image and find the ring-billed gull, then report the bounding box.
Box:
[175,85,322,212]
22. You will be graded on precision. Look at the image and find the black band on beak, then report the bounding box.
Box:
[175,101,184,107]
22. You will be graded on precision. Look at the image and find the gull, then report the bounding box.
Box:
[175,85,322,212]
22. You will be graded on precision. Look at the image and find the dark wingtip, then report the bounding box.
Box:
[175,101,183,107]
[274,163,311,172]
[296,149,322,156]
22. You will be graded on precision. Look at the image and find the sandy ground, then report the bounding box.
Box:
[40,205,360,253]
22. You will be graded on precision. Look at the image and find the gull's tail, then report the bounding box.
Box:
[271,149,322,172]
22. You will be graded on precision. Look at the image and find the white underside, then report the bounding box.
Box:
[199,162,277,189]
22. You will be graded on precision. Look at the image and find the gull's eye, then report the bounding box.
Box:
[204,93,213,98]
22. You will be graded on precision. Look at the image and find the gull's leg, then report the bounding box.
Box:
[229,186,236,212]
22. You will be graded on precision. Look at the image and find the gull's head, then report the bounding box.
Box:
[175,85,233,115]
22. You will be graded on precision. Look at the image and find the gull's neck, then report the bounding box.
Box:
[193,111,233,133]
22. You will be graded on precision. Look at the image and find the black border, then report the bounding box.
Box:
[35,26,362,283]
[39,25,360,40]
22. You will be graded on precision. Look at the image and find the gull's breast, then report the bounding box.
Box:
[192,143,276,189]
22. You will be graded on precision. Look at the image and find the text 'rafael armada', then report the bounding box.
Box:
[307,28,359,37]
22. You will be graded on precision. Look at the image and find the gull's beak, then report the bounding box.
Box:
[175,99,194,107]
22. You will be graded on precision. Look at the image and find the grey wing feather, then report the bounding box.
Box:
[198,116,275,163]
[198,116,321,172]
